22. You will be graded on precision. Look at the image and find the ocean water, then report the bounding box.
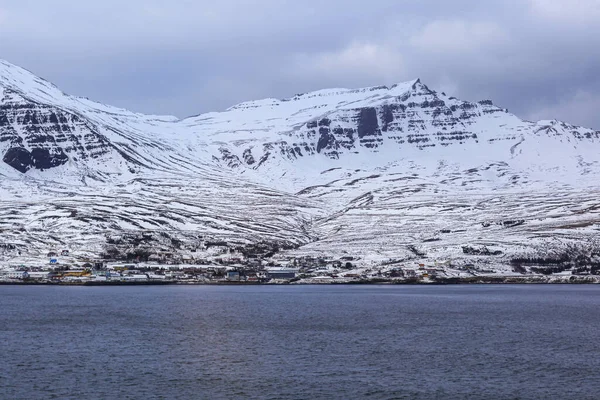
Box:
[1,284,599,399]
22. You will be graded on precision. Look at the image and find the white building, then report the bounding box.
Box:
[124,274,149,282]
[0,270,28,280]
[27,271,50,280]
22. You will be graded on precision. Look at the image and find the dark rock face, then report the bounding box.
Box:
[380,104,395,132]
[316,127,335,154]
[239,82,504,167]
[243,148,255,165]
[356,108,383,149]
[31,148,68,170]
[3,147,32,173]
[0,88,113,172]
[357,108,380,139]
[2,146,68,172]
[219,148,242,168]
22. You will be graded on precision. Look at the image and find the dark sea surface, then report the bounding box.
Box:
[1,285,599,400]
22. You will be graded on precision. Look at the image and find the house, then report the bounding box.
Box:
[106,272,122,280]
[27,271,50,280]
[165,271,185,279]
[124,274,149,282]
[4,270,29,279]
[267,268,298,280]
[227,271,241,281]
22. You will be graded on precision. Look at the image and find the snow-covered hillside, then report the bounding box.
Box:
[2,58,600,272]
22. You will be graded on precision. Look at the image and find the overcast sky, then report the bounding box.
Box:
[1,0,599,128]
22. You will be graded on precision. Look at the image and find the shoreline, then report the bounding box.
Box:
[1,276,599,286]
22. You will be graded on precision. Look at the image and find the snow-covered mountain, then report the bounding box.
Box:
[2,58,600,270]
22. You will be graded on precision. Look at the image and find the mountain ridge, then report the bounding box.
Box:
[2,58,600,273]
[3,57,599,187]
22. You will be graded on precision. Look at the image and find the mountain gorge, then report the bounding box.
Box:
[2,59,600,272]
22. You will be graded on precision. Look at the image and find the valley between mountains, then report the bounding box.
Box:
[2,59,600,281]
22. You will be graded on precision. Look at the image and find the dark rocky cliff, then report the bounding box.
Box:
[0,87,113,172]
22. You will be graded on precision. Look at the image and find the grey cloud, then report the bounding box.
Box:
[0,0,599,128]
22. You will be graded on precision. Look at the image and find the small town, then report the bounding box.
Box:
[2,244,599,285]
[0,247,446,285]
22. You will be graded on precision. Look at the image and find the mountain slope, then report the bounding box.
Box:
[1,59,600,272]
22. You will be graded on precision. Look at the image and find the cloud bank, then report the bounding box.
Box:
[0,0,598,128]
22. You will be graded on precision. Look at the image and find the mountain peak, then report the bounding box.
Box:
[1,58,599,183]
[0,59,67,105]
[0,59,179,125]
[222,79,422,115]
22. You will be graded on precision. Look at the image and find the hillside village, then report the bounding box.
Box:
[0,246,454,284]
[2,235,600,284]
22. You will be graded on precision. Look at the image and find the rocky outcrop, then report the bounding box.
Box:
[3,146,68,172]
[233,81,511,167]
[0,87,113,173]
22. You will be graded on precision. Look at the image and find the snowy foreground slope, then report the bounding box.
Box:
[2,59,600,275]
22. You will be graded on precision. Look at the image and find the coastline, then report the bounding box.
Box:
[1,275,599,286]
